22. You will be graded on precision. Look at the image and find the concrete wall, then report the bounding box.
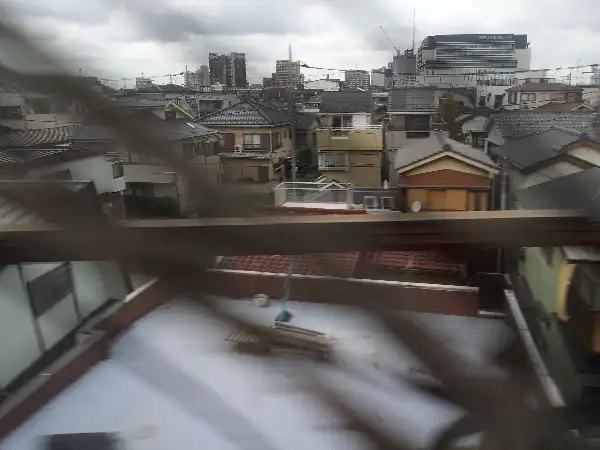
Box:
[0,261,129,389]
[221,158,273,182]
[26,155,126,195]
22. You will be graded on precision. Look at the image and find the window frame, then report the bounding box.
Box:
[318,151,348,170]
[112,162,124,179]
[243,134,262,150]
[0,105,23,119]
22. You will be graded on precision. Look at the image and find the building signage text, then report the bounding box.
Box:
[478,35,514,41]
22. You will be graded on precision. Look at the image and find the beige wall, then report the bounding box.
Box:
[402,156,490,177]
[221,158,274,182]
[316,128,383,151]
[320,151,382,187]
[217,126,294,158]
[569,145,600,166]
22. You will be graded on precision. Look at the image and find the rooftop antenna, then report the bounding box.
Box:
[412,9,416,53]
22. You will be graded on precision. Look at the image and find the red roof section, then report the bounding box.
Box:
[219,253,361,278]
[364,251,466,275]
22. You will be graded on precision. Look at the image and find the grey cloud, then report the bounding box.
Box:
[5,1,112,24]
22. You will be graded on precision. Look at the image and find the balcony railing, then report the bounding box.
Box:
[274,181,353,207]
[316,126,384,151]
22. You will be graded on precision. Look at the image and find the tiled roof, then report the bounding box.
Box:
[389,87,437,113]
[196,99,295,127]
[489,127,590,170]
[395,131,497,171]
[218,253,360,278]
[0,148,66,164]
[0,125,79,148]
[218,151,272,160]
[489,111,596,139]
[319,91,372,114]
[364,251,466,275]
[534,102,591,112]
[73,112,217,142]
[506,83,582,92]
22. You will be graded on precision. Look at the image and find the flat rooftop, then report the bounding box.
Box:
[4,296,511,449]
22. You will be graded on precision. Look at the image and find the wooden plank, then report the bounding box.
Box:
[0,209,595,263]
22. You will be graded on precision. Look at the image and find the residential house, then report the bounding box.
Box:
[316,91,384,187]
[193,94,241,117]
[534,102,593,112]
[488,127,600,207]
[110,98,195,121]
[0,147,126,218]
[0,91,84,130]
[512,168,600,406]
[0,125,79,149]
[504,83,583,110]
[299,94,322,113]
[0,181,130,400]
[294,114,318,168]
[72,112,221,216]
[196,98,296,183]
[395,131,499,212]
[483,110,596,148]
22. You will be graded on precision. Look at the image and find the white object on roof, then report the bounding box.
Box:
[411,200,422,212]
[253,294,270,307]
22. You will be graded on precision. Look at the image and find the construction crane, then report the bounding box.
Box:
[379,26,401,56]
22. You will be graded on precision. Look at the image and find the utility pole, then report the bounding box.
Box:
[289,43,297,186]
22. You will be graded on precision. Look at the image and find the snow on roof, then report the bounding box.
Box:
[5,297,511,449]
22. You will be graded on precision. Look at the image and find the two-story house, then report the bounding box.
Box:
[316,91,383,187]
[72,111,221,216]
[0,91,84,130]
[196,98,296,183]
[504,83,583,110]
[395,131,498,212]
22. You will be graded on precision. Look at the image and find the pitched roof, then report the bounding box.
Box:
[73,113,217,142]
[395,131,497,171]
[389,87,438,113]
[515,167,600,210]
[196,98,295,127]
[506,82,582,92]
[534,102,592,112]
[218,253,360,278]
[363,251,466,275]
[319,91,372,114]
[489,111,596,139]
[0,125,79,148]
[0,148,67,164]
[489,127,590,170]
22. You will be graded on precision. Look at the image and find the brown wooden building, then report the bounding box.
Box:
[395,131,499,211]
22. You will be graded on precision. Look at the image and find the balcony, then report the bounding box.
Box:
[316,126,383,151]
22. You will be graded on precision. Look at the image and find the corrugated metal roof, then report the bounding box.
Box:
[319,91,372,114]
[197,99,295,127]
[395,131,497,170]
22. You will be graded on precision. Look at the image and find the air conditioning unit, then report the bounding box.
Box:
[233,145,242,153]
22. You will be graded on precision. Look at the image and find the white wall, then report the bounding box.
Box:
[0,266,41,387]
[27,155,125,194]
[476,85,507,108]
[303,80,340,91]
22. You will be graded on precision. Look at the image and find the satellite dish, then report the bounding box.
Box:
[411,201,422,212]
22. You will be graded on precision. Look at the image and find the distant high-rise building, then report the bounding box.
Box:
[371,68,386,87]
[135,77,153,90]
[184,66,211,90]
[345,70,370,90]
[209,53,247,87]
[275,60,301,87]
[199,65,210,87]
[417,34,530,74]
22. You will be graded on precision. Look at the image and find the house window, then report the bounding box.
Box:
[479,96,486,106]
[318,152,348,169]
[165,109,177,120]
[271,132,283,149]
[127,182,154,198]
[521,93,537,102]
[112,162,124,178]
[550,93,565,101]
[29,98,52,114]
[243,134,262,150]
[0,106,23,119]
[508,92,517,104]
[27,263,73,318]
[405,115,430,139]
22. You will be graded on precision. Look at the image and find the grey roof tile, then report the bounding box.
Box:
[0,125,79,148]
[490,111,596,139]
[489,127,589,170]
[0,148,66,164]
[319,91,372,114]
[196,99,295,127]
[395,131,497,170]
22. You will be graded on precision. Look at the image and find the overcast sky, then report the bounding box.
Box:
[4,0,600,86]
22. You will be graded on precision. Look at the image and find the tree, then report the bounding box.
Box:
[437,96,464,142]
